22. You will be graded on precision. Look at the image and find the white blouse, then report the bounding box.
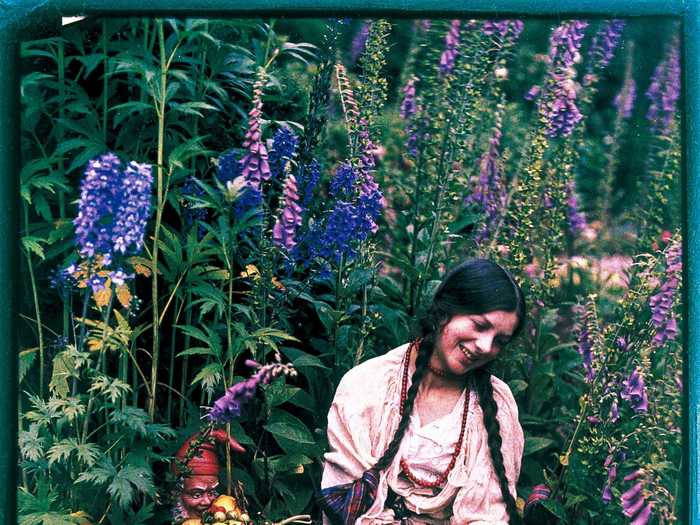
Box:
[321,343,524,525]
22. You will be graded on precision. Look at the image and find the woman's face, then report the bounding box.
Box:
[433,310,519,375]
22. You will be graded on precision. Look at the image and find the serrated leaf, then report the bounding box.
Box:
[49,351,76,398]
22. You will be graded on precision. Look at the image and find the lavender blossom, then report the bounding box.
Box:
[272,173,303,251]
[620,368,649,414]
[566,179,588,235]
[73,153,122,259]
[439,20,461,75]
[586,20,625,75]
[649,240,682,347]
[350,22,370,64]
[614,77,637,119]
[646,43,681,134]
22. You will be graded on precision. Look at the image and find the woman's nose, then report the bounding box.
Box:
[476,332,496,355]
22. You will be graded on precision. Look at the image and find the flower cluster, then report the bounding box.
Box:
[646,42,681,135]
[482,19,524,43]
[575,301,597,382]
[236,70,270,217]
[601,454,618,504]
[439,20,461,75]
[217,149,243,185]
[272,173,303,252]
[566,180,587,235]
[399,77,419,158]
[268,126,299,181]
[207,359,297,424]
[649,239,681,347]
[73,153,153,263]
[620,367,649,414]
[350,22,370,64]
[532,20,588,138]
[298,159,321,208]
[620,470,653,524]
[466,126,506,243]
[586,20,625,79]
[614,76,637,120]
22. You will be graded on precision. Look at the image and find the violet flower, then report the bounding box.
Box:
[576,312,595,382]
[466,127,507,243]
[540,20,589,138]
[350,22,370,64]
[620,471,652,525]
[566,179,588,235]
[239,74,271,192]
[268,126,299,182]
[272,173,303,252]
[73,153,123,259]
[620,368,649,414]
[112,161,153,255]
[399,77,417,120]
[208,359,297,424]
[614,77,637,120]
[649,239,682,347]
[439,20,461,75]
[646,42,681,134]
[586,20,625,78]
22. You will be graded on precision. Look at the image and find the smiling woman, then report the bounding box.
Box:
[318,259,528,524]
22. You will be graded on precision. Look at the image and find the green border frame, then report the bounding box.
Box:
[0,0,695,522]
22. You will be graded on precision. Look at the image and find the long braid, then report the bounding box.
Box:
[475,367,522,524]
[373,332,434,470]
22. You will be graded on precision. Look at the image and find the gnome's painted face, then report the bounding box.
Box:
[180,475,220,518]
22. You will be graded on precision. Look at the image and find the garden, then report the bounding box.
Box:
[17,16,682,525]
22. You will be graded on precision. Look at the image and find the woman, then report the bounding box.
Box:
[319,259,526,524]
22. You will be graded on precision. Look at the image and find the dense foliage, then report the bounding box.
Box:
[18,16,681,524]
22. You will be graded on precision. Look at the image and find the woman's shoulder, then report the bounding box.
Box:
[334,342,410,399]
[488,374,520,415]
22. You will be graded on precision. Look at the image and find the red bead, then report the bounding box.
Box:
[397,341,470,489]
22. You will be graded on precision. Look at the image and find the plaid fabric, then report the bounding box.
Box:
[317,468,380,525]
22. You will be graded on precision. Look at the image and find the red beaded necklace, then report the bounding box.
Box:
[398,341,471,489]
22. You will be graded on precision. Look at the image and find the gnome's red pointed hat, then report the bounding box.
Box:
[173,429,245,477]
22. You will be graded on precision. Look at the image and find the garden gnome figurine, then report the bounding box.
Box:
[171,429,245,524]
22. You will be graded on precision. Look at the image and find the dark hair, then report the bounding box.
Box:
[374,258,526,523]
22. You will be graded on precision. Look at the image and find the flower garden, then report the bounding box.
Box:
[17,16,682,525]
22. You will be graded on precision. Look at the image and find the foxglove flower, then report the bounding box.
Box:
[439,20,461,75]
[646,43,681,134]
[539,20,589,138]
[620,368,649,413]
[649,240,682,347]
[586,20,625,77]
[466,127,507,243]
[208,359,297,423]
[482,19,524,43]
[399,77,417,120]
[621,471,652,525]
[112,161,153,255]
[239,74,271,191]
[272,173,303,252]
[576,310,595,382]
[268,126,299,181]
[614,77,637,119]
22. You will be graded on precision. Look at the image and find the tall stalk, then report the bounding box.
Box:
[22,204,44,397]
[148,19,168,420]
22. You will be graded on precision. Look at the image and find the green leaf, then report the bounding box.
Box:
[22,236,46,260]
[19,348,37,384]
[48,351,76,398]
[291,354,329,370]
[523,436,556,456]
[508,379,528,396]
[264,409,315,450]
[264,379,300,407]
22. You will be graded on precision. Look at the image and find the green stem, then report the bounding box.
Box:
[22,205,44,397]
[102,19,108,145]
[148,18,168,421]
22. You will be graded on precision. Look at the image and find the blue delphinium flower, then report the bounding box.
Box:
[74,153,123,259]
[350,21,370,64]
[112,161,153,255]
[268,126,299,181]
[298,159,322,209]
[329,162,357,199]
[217,149,243,185]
